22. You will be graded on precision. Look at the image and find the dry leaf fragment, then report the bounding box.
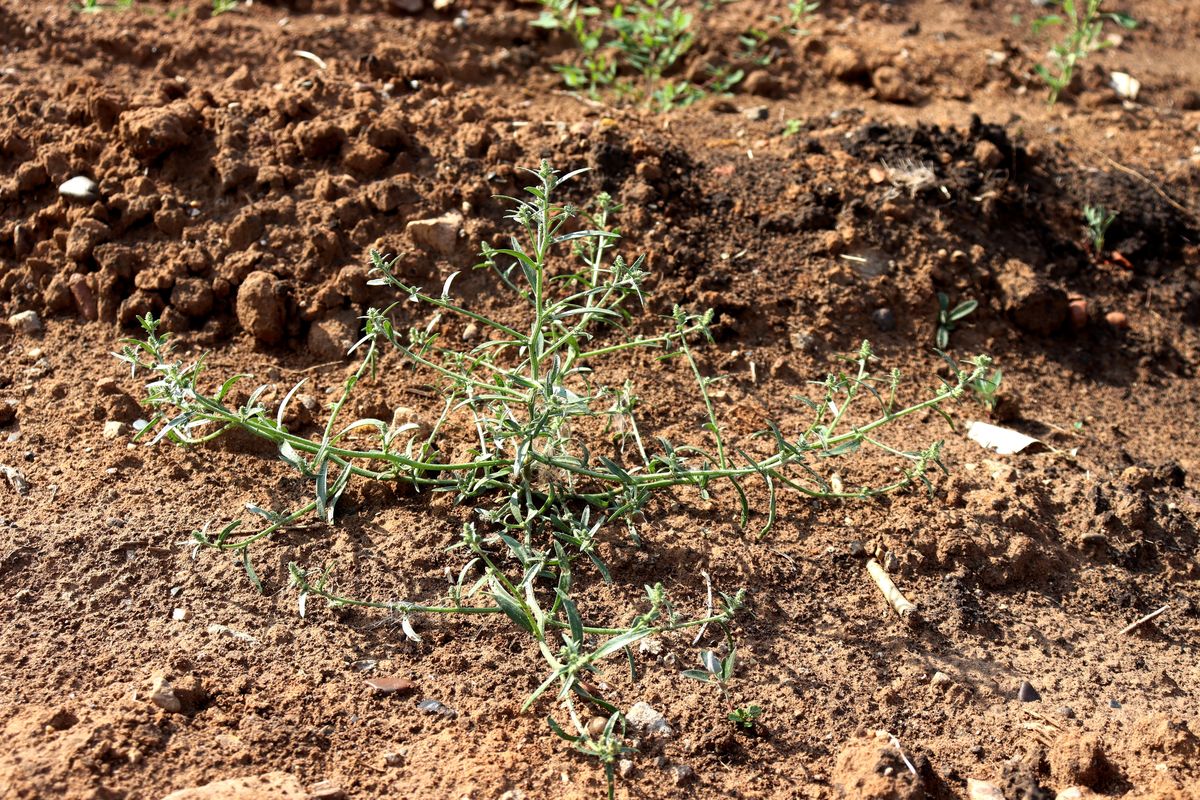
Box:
[966,421,1040,455]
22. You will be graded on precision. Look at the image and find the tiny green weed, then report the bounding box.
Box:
[1032,0,1137,103]
[212,0,238,14]
[969,367,1003,414]
[682,638,762,730]
[786,0,820,35]
[936,293,978,350]
[1083,204,1117,254]
[536,0,738,110]
[119,162,993,794]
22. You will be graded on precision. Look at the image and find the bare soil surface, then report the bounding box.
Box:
[2,1,1199,798]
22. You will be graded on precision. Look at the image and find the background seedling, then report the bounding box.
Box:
[1032,0,1137,103]
[682,638,761,729]
[969,367,1003,414]
[120,162,992,794]
[936,293,978,349]
[1083,204,1117,254]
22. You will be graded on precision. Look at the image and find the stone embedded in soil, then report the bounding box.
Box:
[743,71,781,97]
[406,212,462,255]
[226,209,265,251]
[1018,681,1041,702]
[365,676,416,695]
[742,105,769,121]
[832,732,922,800]
[1068,298,1089,329]
[823,44,867,81]
[119,101,199,160]
[670,764,696,786]
[1049,732,1110,789]
[1105,310,1128,329]
[0,400,16,426]
[995,258,1068,335]
[8,310,43,335]
[65,218,112,261]
[872,66,915,104]
[236,271,287,345]
[67,276,98,323]
[171,278,215,319]
[102,421,124,440]
[416,698,457,718]
[160,771,307,800]
[58,175,99,201]
[307,311,361,360]
[974,140,1003,170]
[626,702,673,739]
[149,674,182,713]
[293,119,347,159]
[871,307,896,332]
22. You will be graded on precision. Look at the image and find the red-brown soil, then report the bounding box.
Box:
[1,1,1199,798]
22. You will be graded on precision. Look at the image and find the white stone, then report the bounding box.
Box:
[8,310,42,335]
[58,176,99,201]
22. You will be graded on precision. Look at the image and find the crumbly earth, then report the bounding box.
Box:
[1,1,1199,798]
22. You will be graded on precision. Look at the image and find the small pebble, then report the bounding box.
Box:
[172,608,190,621]
[1018,681,1041,702]
[102,421,124,440]
[365,676,416,695]
[1060,706,1076,719]
[617,759,635,779]
[1068,298,1088,330]
[149,674,182,713]
[383,752,404,767]
[870,307,896,332]
[931,671,951,689]
[416,698,457,718]
[670,764,696,786]
[7,310,42,335]
[1109,699,1121,709]
[742,106,769,121]
[586,716,609,737]
[1105,311,1128,329]
[58,175,99,201]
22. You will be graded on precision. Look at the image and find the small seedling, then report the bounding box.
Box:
[212,0,239,13]
[1083,204,1117,254]
[73,0,133,12]
[1032,0,1137,103]
[969,367,1003,413]
[535,0,736,110]
[936,293,978,349]
[787,0,820,35]
[737,28,775,66]
[683,640,761,730]
[782,118,804,138]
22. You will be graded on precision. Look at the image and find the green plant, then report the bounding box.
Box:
[782,118,804,138]
[682,639,762,729]
[73,0,133,12]
[786,0,819,35]
[969,367,1003,413]
[1032,0,1136,103]
[118,162,992,794]
[1083,204,1117,254]
[536,0,728,109]
[212,0,238,13]
[935,293,978,350]
[737,28,774,66]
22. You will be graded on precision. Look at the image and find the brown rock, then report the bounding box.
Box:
[159,772,306,800]
[823,44,867,81]
[1068,298,1088,330]
[974,139,1003,169]
[154,207,187,237]
[69,273,98,321]
[306,310,361,360]
[872,66,914,104]
[43,273,74,312]
[343,142,389,175]
[743,70,781,97]
[364,676,416,695]
[407,212,462,255]
[1049,733,1111,790]
[293,119,346,159]
[1105,310,1128,329]
[171,278,215,319]
[226,209,264,251]
[832,732,923,799]
[236,271,287,345]
[995,258,1067,335]
[65,219,111,261]
[335,265,371,303]
[118,291,163,326]
[119,101,199,160]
